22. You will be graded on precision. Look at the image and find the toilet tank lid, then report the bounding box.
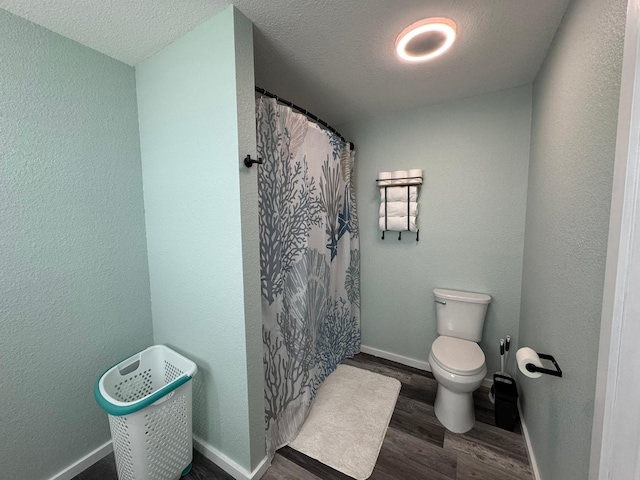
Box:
[433,288,491,304]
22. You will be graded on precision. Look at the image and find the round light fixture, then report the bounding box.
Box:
[395,17,457,62]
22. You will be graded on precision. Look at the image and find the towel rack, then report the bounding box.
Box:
[375,176,423,187]
[381,230,420,241]
[377,174,422,242]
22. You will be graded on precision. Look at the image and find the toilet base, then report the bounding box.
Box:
[434,384,476,433]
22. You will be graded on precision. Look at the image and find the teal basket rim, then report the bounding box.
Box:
[94,363,192,416]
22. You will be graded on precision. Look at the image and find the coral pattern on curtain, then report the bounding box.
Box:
[256,96,360,458]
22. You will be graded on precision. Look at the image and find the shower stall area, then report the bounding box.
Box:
[255,94,361,458]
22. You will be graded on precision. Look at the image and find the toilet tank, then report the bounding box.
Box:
[433,288,492,342]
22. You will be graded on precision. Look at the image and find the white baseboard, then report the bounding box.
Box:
[518,402,541,480]
[360,344,494,388]
[360,345,431,370]
[48,441,113,480]
[49,437,269,480]
[193,435,269,480]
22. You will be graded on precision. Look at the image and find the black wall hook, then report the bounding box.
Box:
[244,155,263,168]
[380,230,419,241]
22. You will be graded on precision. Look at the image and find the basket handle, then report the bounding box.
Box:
[117,359,140,376]
[95,374,192,416]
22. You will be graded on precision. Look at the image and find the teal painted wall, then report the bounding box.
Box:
[0,9,153,480]
[233,10,267,470]
[339,87,532,377]
[136,6,264,471]
[519,0,627,478]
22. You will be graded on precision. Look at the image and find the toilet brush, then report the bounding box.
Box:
[505,335,511,375]
[489,338,505,404]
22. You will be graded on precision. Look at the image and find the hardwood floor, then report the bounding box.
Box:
[74,353,532,480]
[73,450,233,480]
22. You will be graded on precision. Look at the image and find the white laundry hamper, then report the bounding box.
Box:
[95,345,198,480]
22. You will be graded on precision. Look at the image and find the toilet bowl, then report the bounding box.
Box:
[429,335,486,433]
[430,288,491,433]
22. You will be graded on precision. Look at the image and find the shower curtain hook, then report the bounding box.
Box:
[244,155,263,168]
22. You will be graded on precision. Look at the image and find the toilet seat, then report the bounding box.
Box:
[431,336,485,376]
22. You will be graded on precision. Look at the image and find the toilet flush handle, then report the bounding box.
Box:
[435,300,446,305]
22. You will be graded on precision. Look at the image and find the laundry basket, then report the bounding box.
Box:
[95,345,198,480]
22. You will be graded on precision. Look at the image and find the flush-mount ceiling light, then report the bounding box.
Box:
[395,17,456,62]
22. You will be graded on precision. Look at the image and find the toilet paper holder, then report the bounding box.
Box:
[526,353,563,378]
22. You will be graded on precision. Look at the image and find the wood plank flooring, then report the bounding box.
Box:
[74,353,532,480]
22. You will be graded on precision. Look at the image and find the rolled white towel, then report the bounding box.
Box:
[391,170,408,184]
[377,179,394,187]
[379,216,418,232]
[379,201,418,218]
[380,186,418,202]
[408,168,423,179]
[406,168,423,185]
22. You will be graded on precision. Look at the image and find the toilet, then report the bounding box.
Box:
[428,288,491,433]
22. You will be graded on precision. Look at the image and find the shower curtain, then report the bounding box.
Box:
[256,96,361,458]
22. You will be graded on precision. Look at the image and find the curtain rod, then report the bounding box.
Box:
[255,86,355,151]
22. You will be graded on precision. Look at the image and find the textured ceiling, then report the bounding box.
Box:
[0,0,571,125]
